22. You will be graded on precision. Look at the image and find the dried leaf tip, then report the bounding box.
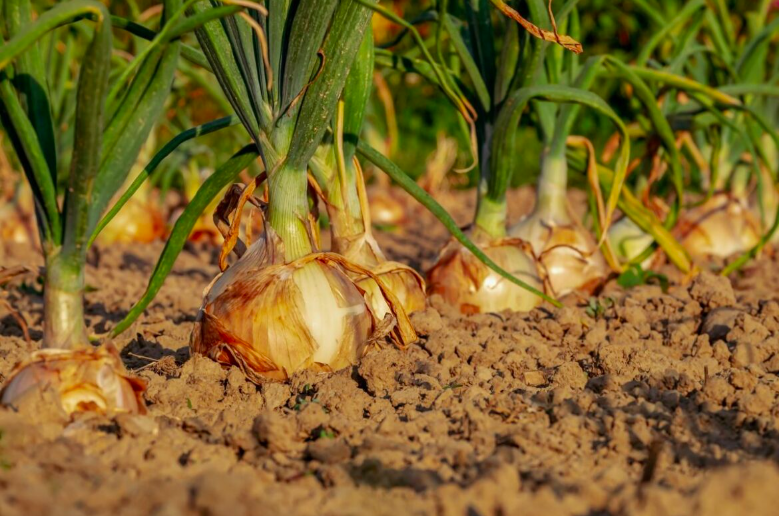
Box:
[490,0,583,54]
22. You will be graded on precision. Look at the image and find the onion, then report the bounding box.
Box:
[367,185,407,226]
[428,233,543,314]
[355,261,426,320]
[608,216,655,266]
[97,197,166,245]
[0,346,146,415]
[191,230,416,382]
[333,231,426,320]
[510,210,608,297]
[326,156,426,320]
[676,193,761,258]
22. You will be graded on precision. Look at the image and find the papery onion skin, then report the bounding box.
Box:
[191,235,417,382]
[333,234,427,320]
[356,262,427,320]
[0,346,146,415]
[428,238,543,314]
[677,194,761,259]
[510,214,607,297]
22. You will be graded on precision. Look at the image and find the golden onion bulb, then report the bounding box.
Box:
[427,237,543,314]
[356,261,427,320]
[333,233,427,319]
[191,233,416,382]
[367,186,407,226]
[0,346,146,415]
[510,212,607,297]
[677,193,761,258]
[97,197,166,245]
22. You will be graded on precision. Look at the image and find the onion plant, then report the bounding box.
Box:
[308,29,426,320]
[364,0,636,311]
[0,0,184,414]
[103,0,581,382]
[602,0,778,274]
[176,0,424,381]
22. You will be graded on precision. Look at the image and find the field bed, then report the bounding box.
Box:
[0,188,776,516]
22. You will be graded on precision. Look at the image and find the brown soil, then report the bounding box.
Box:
[0,187,777,516]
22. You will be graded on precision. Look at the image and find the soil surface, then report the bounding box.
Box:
[0,187,777,516]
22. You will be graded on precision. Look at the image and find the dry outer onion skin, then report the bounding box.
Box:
[428,237,543,314]
[0,345,146,415]
[333,232,427,319]
[510,212,608,298]
[191,232,417,383]
[677,193,761,259]
[355,261,427,320]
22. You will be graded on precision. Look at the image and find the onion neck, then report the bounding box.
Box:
[267,165,314,262]
[534,151,570,223]
[327,160,365,248]
[474,193,507,239]
[43,248,87,349]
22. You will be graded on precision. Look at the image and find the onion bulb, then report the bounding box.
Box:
[328,158,426,320]
[607,216,655,266]
[355,260,426,321]
[0,346,146,415]
[367,185,407,226]
[191,230,417,382]
[676,193,761,258]
[509,211,607,298]
[427,233,543,314]
[333,231,426,321]
[97,197,166,245]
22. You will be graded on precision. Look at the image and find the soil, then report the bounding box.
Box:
[0,187,777,516]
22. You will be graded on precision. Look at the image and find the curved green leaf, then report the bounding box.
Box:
[89,115,241,248]
[0,0,108,72]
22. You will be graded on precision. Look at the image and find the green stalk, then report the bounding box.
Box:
[331,104,364,240]
[473,194,507,238]
[43,249,87,348]
[266,164,314,261]
[533,150,569,221]
[44,0,111,349]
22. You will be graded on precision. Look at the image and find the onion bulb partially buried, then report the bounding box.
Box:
[676,193,761,259]
[328,157,427,321]
[191,230,417,383]
[510,212,607,298]
[428,235,543,314]
[0,346,146,415]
